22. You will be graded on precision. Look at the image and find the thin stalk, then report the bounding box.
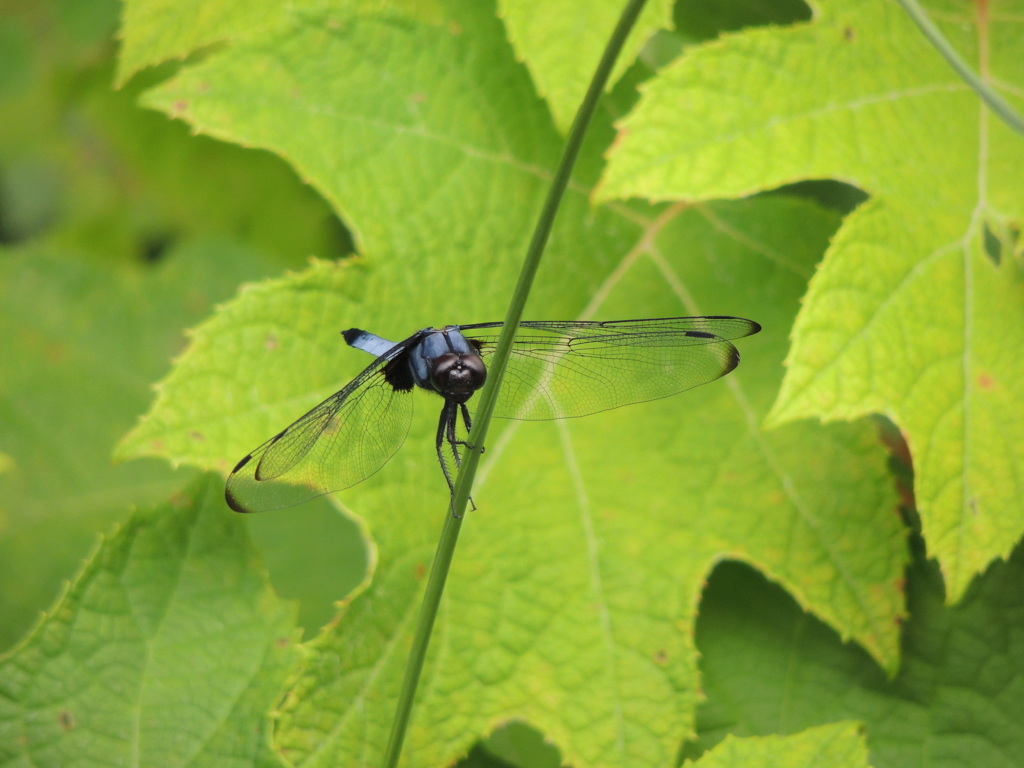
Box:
[380,0,650,764]
[894,0,1024,135]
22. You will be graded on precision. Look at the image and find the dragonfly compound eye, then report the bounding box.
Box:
[430,353,487,402]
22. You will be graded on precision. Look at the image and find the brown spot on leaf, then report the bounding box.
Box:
[58,710,75,731]
[415,563,426,580]
[266,334,279,350]
[190,431,205,441]
[977,372,995,389]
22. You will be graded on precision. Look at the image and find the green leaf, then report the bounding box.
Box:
[0,474,300,768]
[497,0,673,133]
[684,722,870,768]
[119,203,905,767]
[600,0,1024,600]
[117,0,313,87]
[116,0,453,88]
[685,543,1024,768]
[117,2,905,766]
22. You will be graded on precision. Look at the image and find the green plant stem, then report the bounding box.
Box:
[894,0,1024,136]
[380,0,650,765]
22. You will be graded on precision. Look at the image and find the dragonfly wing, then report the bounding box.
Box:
[225,335,421,513]
[459,317,760,421]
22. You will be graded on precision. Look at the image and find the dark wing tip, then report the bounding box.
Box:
[342,328,366,345]
[724,344,741,375]
[225,453,255,513]
[224,485,250,513]
[746,320,763,336]
[231,454,253,474]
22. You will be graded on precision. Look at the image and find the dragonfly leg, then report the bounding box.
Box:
[447,407,464,469]
[435,402,456,496]
[435,402,473,517]
[457,403,485,454]
[434,400,478,516]
[452,404,478,513]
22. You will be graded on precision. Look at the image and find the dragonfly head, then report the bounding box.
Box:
[429,352,487,403]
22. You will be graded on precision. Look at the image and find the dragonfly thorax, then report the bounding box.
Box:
[428,352,487,403]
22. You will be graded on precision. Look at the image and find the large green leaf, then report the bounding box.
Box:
[0,474,300,768]
[134,200,899,768]
[110,1,916,766]
[600,0,1024,600]
[685,541,1024,768]
[2,0,1015,765]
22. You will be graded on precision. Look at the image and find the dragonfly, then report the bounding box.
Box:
[225,316,761,514]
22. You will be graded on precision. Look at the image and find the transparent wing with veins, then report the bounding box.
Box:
[225,331,425,514]
[459,317,761,421]
[225,316,762,514]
